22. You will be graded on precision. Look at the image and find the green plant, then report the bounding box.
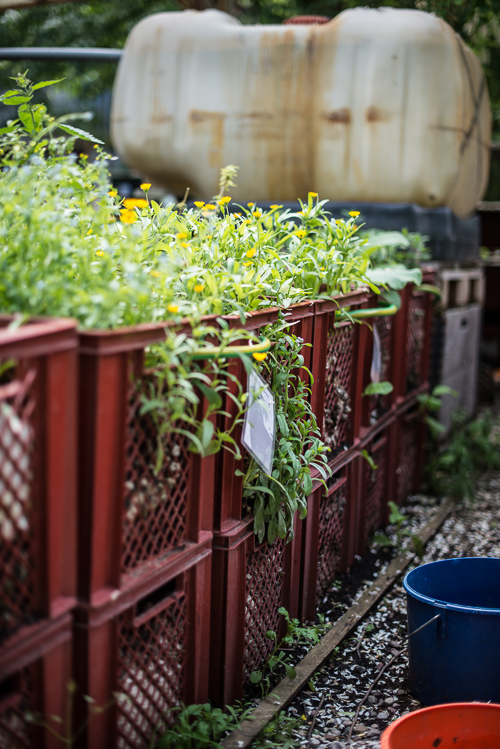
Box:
[153,702,250,749]
[417,384,458,438]
[241,318,330,543]
[424,410,500,501]
[249,608,330,695]
[25,680,123,747]
[373,501,424,558]
[251,711,305,748]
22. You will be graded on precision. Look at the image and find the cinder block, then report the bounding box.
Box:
[438,362,478,435]
[441,304,481,376]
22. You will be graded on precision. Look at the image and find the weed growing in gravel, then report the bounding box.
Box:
[250,609,331,695]
[251,711,305,748]
[373,501,424,558]
[153,702,250,748]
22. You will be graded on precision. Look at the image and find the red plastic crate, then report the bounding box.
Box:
[387,404,426,510]
[209,517,301,705]
[360,300,397,432]
[392,270,434,400]
[77,325,216,604]
[311,291,368,458]
[299,453,358,622]
[73,538,212,749]
[357,428,389,553]
[0,318,77,645]
[0,612,72,749]
[214,303,315,530]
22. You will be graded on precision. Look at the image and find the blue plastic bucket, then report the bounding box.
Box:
[404,557,500,705]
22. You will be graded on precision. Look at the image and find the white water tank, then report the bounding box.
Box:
[111,7,491,217]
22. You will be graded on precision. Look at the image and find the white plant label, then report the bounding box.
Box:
[370,324,382,384]
[241,369,276,476]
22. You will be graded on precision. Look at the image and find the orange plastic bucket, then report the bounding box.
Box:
[381,703,500,748]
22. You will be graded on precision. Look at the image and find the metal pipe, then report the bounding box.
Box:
[0,47,122,62]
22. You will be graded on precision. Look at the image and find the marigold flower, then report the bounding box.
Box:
[204,204,216,211]
[140,183,151,191]
[270,204,280,210]
[242,262,252,267]
[194,201,205,208]
[309,191,318,198]
[167,303,179,313]
[120,209,138,224]
[194,283,205,292]
[177,232,188,240]
[86,229,93,236]
[108,189,117,198]
[218,196,231,205]
[246,247,257,258]
[181,242,189,249]
[252,352,267,361]
[95,250,104,257]
[348,210,360,217]
[123,198,148,210]
[247,202,254,208]
[296,230,306,239]
[252,209,262,218]
[234,212,242,218]
[150,270,160,277]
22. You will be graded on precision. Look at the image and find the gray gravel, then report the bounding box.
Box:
[268,469,500,748]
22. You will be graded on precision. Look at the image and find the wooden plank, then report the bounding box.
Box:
[222,498,454,749]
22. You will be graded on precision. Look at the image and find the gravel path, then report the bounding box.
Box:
[263,470,500,748]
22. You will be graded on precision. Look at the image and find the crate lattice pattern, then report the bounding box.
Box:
[244,540,285,682]
[0,366,36,643]
[405,294,426,393]
[0,666,33,749]
[122,378,191,575]
[117,592,186,748]
[324,322,354,450]
[368,316,393,424]
[396,417,418,505]
[364,438,387,543]
[316,478,347,599]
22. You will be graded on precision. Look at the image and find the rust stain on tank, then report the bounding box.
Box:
[323,108,351,124]
[236,112,273,120]
[190,110,227,124]
[366,106,391,123]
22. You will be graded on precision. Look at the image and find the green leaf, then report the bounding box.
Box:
[57,123,104,143]
[373,533,395,548]
[432,385,458,398]
[363,380,394,396]
[360,449,377,471]
[285,665,296,680]
[411,534,424,559]
[197,382,223,410]
[0,91,30,105]
[250,671,262,684]
[32,78,65,91]
[366,265,422,290]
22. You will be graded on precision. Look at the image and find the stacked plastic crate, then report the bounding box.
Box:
[73,325,214,749]
[0,318,77,749]
[209,304,313,706]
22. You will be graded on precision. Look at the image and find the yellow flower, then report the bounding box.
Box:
[123,198,148,209]
[177,232,188,240]
[181,242,189,249]
[349,210,360,217]
[309,191,318,198]
[167,303,179,313]
[194,283,205,293]
[252,352,267,361]
[242,262,252,267]
[296,230,306,239]
[86,228,93,236]
[79,153,88,160]
[247,202,254,208]
[298,211,305,216]
[204,204,216,211]
[120,209,138,224]
[320,266,326,271]
[108,189,117,198]
[244,219,251,225]
[140,183,151,191]
[270,204,280,210]
[218,196,231,205]
[234,212,242,218]
[194,201,205,208]
[246,247,257,258]
[150,270,160,278]
[95,250,104,257]
[252,209,262,218]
